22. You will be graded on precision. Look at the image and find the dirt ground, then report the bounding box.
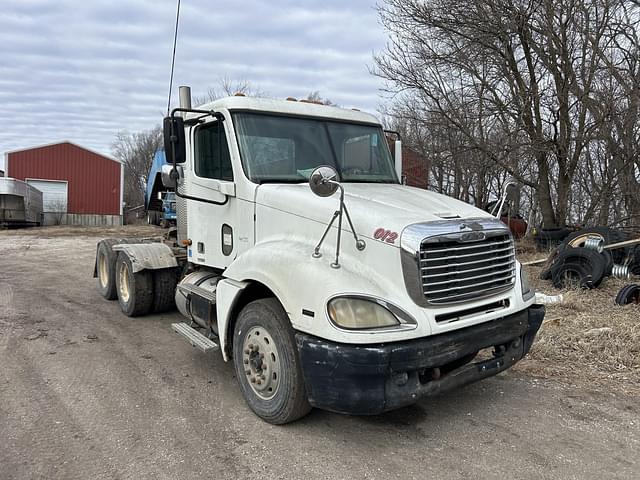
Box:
[1,226,639,479]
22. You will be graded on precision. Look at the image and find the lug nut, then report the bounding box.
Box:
[250,377,256,383]
[256,379,262,385]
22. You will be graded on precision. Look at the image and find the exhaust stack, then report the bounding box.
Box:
[178,85,192,110]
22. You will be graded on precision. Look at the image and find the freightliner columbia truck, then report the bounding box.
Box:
[94,87,544,424]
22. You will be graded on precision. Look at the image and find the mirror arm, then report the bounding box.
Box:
[495,179,517,219]
[331,185,345,268]
[169,108,230,206]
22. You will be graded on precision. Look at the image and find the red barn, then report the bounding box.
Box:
[5,141,123,225]
[401,146,430,189]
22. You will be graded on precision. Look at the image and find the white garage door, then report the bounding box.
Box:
[26,179,68,212]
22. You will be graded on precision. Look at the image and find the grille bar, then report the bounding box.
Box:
[423,266,516,287]
[423,271,515,293]
[421,245,513,262]
[421,252,515,270]
[427,284,514,304]
[424,238,512,254]
[420,231,515,304]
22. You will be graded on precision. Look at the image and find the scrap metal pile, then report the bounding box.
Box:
[532,227,640,305]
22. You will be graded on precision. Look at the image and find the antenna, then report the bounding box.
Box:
[166,0,182,115]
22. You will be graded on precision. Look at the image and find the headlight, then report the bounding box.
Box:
[520,268,535,301]
[327,296,415,330]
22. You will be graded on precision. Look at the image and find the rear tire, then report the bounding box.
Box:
[152,268,179,313]
[232,298,311,424]
[96,240,118,300]
[147,211,159,226]
[115,252,154,317]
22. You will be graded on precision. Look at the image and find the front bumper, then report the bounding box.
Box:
[296,304,544,415]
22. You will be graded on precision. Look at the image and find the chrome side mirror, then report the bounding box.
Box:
[309,166,339,197]
[161,164,182,188]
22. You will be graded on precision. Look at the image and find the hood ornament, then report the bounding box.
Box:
[309,166,366,268]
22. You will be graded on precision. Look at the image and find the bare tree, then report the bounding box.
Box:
[112,127,163,208]
[305,91,336,106]
[193,77,267,106]
[375,0,640,228]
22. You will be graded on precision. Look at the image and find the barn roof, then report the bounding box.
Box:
[5,141,120,164]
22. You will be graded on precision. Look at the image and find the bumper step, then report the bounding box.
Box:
[171,322,219,353]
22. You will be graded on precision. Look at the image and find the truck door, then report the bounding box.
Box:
[187,118,240,268]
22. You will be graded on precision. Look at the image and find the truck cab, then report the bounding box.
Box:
[95,93,544,424]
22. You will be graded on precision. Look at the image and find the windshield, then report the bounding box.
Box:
[233,112,399,184]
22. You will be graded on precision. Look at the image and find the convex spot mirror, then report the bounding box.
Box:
[309,166,339,197]
[163,116,186,164]
[161,164,182,188]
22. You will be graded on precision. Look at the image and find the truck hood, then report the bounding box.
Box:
[255,183,493,242]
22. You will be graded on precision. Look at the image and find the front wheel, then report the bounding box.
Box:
[232,298,311,424]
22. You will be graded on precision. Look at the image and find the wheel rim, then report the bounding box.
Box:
[118,261,130,303]
[98,252,109,288]
[242,326,280,399]
[568,233,604,249]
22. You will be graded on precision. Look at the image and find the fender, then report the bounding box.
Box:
[216,278,249,361]
[112,242,178,273]
[219,238,423,348]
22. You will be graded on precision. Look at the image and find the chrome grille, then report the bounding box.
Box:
[420,231,515,304]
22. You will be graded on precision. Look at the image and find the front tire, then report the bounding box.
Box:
[232,298,311,424]
[115,252,154,317]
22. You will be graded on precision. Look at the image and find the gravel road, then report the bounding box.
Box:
[1,231,638,479]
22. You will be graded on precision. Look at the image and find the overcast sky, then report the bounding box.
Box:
[0,0,390,170]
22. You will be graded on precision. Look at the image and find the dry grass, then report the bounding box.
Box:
[516,240,640,394]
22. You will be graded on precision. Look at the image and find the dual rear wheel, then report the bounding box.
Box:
[95,240,178,316]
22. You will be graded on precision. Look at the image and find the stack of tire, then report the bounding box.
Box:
[540,227,639,289]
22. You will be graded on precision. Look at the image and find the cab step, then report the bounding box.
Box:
[171,322,219,353]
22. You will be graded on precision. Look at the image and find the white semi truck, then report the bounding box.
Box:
[94,88,544,424]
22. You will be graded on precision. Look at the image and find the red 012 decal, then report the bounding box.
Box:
[374,227,398,244]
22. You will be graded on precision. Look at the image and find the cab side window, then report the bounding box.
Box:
[194,121,233,181]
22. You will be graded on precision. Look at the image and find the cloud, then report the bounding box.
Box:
[0,0,388,170]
